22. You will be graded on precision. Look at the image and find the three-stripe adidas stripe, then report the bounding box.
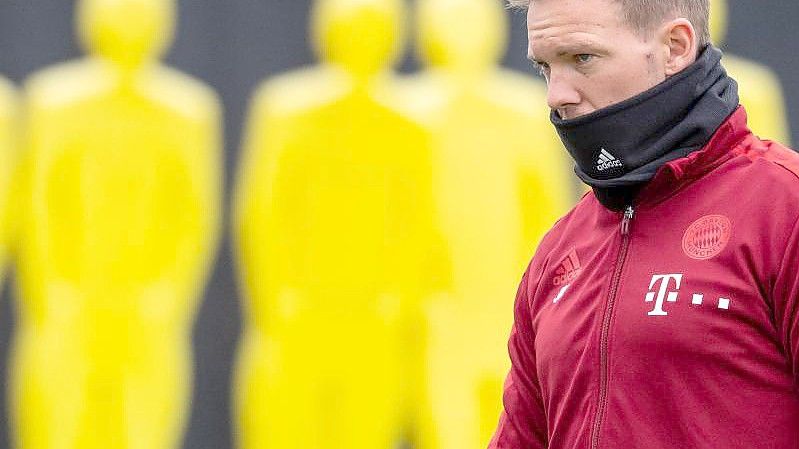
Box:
[597,148,618,164]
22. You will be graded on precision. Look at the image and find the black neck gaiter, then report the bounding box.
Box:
[551,45,739,210]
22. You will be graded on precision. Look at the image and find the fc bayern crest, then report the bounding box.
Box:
[682,215,732,260]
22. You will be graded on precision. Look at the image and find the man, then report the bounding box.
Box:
[490,1,799,448]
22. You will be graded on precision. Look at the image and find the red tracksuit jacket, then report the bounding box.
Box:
[490,107,799,449]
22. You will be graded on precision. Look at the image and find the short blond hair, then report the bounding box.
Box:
[508,0,711,48]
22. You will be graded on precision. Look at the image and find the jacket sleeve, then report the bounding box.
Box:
[772,216,799,387]
[488,264,548,449]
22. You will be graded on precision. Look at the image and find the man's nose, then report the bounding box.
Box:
[546,72,581,113]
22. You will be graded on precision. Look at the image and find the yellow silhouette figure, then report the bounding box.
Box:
[233,0,442,448]
[711,0,791,144]
[402,0,572,448]
[0,76,17,290]
[12,0,222,448]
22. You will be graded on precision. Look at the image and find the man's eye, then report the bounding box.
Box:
[575,54,594,64]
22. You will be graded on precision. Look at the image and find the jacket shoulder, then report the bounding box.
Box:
[735,137,799,184]
[758,141,799,181]
[727,137,799,226]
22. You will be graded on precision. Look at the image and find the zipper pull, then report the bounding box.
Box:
[621,205,635,235]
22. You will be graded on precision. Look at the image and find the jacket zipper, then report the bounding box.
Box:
[590,205,635,449]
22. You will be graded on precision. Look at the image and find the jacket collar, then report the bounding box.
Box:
[631,106,752,209]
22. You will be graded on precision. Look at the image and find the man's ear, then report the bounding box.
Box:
[661,18,698,76]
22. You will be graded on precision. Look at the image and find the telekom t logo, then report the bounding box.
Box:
[645,274,683,316]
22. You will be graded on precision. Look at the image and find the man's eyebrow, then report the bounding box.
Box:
[529,40,604,62]
[556,41,603,55]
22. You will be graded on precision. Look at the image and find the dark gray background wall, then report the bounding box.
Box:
[0,1,797,448]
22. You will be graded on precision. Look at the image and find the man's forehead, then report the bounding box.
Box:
[525,0,624,59]
[526,0,623,32]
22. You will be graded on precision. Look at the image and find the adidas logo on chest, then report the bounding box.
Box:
[553,248,582,286]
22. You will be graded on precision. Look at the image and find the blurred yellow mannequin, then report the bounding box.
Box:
[233,0,441,447]
[711,0,791,144]
[402,0,572,448]
[13,1,221,448]
[0,77,17,290]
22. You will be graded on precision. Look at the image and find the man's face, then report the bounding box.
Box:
[527,0,667,119]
